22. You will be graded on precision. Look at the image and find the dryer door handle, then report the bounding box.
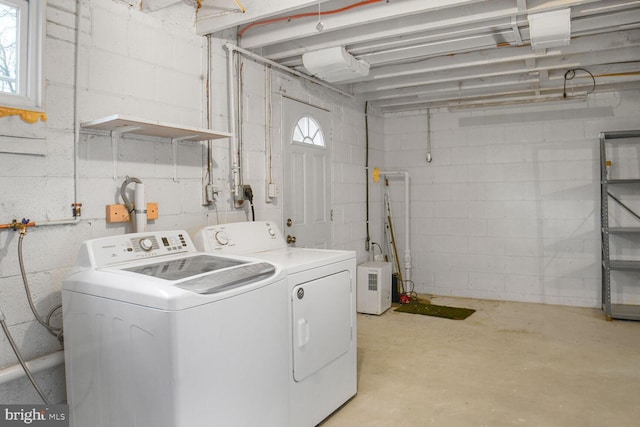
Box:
[296,318,310,348]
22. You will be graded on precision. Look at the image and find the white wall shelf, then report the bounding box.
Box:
[80,114,232,141]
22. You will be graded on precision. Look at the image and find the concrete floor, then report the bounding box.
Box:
[322,296,640,426]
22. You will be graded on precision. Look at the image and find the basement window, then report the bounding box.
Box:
[0,0,45,111]
[293,115,325,147]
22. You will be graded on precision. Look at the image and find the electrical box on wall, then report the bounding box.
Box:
[357,261,392,315]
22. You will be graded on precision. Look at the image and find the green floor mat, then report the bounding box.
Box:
[395,301,475,320]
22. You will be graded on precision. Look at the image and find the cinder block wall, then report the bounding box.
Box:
[0,0,367,404]
[1,0,636,409]
[381,93,640,306]
[0,0,209,404]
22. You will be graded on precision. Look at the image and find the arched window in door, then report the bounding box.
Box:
[292,115,325,147]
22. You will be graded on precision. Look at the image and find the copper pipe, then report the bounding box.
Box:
[0,220,37,231]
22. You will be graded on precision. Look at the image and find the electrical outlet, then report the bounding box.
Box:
[268,183,278,198]
[205,184,219,203]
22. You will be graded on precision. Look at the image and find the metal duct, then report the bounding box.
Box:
[302,47,370,83]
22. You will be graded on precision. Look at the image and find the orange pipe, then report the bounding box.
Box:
[0,221,37,230]
[238,0,384,37]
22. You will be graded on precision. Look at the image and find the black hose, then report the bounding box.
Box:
[563,68,596,99]
[243,185,255,221]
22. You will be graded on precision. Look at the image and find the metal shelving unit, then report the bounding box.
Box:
[600,130,640,321]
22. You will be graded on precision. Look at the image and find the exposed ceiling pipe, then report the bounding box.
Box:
[237,0,384,37]
[224,42,355,99]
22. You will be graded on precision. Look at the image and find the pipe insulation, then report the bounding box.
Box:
[0,350,64,387]
[378,169,411,282]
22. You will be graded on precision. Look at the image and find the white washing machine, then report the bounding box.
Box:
[62,230,289,427]
[193,222,357,427]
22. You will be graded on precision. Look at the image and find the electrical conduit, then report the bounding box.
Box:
[224,44,241,204]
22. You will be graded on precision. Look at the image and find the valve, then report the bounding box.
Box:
[72,203,83,218]
[11,218,35,234]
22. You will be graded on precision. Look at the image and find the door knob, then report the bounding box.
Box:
[287,218,293,227]
[287,235,297,244]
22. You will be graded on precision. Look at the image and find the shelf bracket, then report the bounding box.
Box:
[111,131,120,180]
[171,136,193,183]
[172,139,179,183]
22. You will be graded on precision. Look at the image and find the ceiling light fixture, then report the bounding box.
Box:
[316,0,324,32]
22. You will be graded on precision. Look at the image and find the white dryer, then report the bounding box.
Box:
[62,230,289,427]
[193,222,357,427]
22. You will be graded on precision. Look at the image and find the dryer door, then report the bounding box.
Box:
[292,270,353,382]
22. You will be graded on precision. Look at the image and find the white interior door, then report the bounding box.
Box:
[282,97,331,248]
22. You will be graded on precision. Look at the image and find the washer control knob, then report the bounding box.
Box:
[268,228,276,237]
[139,238,154,251]
[215,231,229,245]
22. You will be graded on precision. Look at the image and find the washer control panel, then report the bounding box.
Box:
[87,230,194,267]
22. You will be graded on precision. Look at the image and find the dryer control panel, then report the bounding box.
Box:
[81,230,196,268]
[194,221,286,254]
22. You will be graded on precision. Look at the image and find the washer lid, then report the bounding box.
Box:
[174,261,276,294]
[122,255,276,294]
[123,254,246,281]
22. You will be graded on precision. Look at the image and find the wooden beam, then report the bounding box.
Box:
[196,0,329,35]
[241,0,493,50]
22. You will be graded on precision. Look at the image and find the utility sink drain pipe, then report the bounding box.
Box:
[374,168,411,282]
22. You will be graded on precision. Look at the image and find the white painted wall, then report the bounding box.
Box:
[205,37,367,246]
[379,92,640,307]
[0,0,209,404]
[0,0,367,404]
[0,0,637,409]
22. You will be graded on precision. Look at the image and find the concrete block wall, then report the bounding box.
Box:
[241,63,369,257]
[0,0,368,404]
[380,91,640,307]
[0,0,209,404]
[3,0,635,408]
